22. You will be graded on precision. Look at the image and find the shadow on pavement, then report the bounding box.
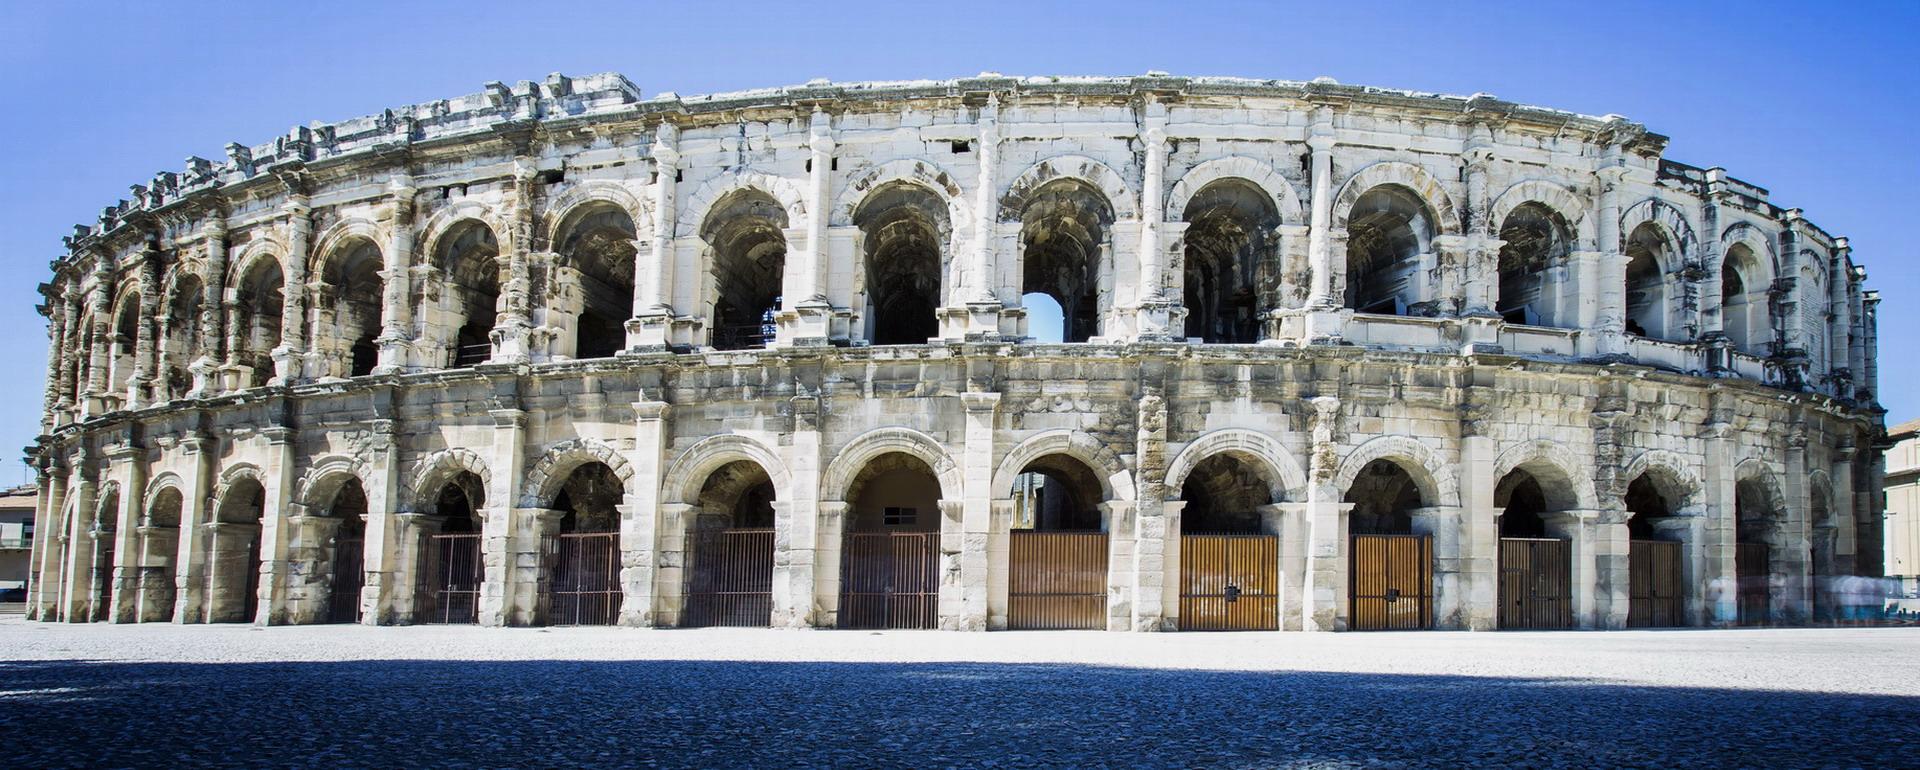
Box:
[0,658,1912,768]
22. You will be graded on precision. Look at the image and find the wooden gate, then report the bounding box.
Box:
[545,532,622,626]
[1350,534,1433,631]
[683,528,774,627]
[1498,537,1572,630]
[1178,534,1279,631]
[839,532,938,629]
[418,532,483,624]
[328,535,364,624]
[1736,541,1771,626]
[1009,531,1108,630]
[1628,539,1683,627]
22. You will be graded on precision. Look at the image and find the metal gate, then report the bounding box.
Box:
[545,532,622,626]
[1628,539,1683,627]
[839,532,938,629]
[328,535,364,624]
[1350,534,1433,631]
[92,537,115,622]
[1498,537,1572,630]
[683,528,774,627]
[1009,531,1109,630]
[1736,541,1771,626]
[418,532,482,624]
[1178,534,1279,631]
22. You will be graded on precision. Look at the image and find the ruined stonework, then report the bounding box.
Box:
[25,73,1885,631]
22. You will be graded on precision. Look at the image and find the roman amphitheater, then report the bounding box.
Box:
[24,73,1885,633]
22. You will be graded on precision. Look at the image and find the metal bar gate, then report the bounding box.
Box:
[545,532,623,626]
[1008,531,1109,630]
[1350,534,1433,631]
[1628,539,1683,628]
[328,535,365,624]
[1736,541,1771,626]
[839,532,938,629]
[1498,537,1573,630]
[683,528,774,627]
[418,532,482,624]
[1179,534,1279,631]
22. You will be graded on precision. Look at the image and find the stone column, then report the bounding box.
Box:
[28,464,66,620]
[55,293,81,417]
[1457,396,1499,630]
[480,407,526,626]
[621,399,668,626]
[494,160,537,363]
[1303,396,1346,630]
[1134,100,1175,340]
[785,108,835,346]
[1461,123,1497,318]
[361,418,400,624]
[1593,148,1628,359]
[172,435,214,623]
[629,122,679,351]
[1130,392,1170,630]
[1700,415,1737,626]
[1828,243,1852,392]
[510,508,563,626]
[106,442,144,623]
[389,512,442,624]
[1780,430,1813,624]
[958,391,999,630]
[1776,216,1806,387]
[1276,502,1310,630]
[958,94,1004,338]
[128,245,161,408]
[281,512,340,624]
[61,465,97,622]
[190,216,228,396]
[1410,506,1467,629]
[41,290,67,424]
[273,194,311,384]
[786,396,826,627]
[82,264,111,417]
[1304,110,1337,311]
[258,426,297,624]
[375,177,416,374]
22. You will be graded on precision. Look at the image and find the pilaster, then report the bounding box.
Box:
[374,176,416,373]
[958,390,999,630]
[627,122,679,351]
[621,399,669,626]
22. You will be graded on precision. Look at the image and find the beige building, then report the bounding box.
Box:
[26,74,1884,633]
[1884,419,1919,585]
[0,485,35,609]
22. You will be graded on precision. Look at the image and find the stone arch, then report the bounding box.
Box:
[676,171,807,236]
[521,438,637,509]
[1163,428,1308,504]
[1618,198,1697,256]
[94,480,122,522]
[141,472,186,514]
[309,218,386,277]
[1486,179,1595,246]
[290,453,372,511]
[420,202,510,260]
[1807,469,1837,525]
[211,462,265,513]
[1622,449,1703,509]
[832,158,970,228]
[544,181,650,245]
[1491,439,1598,511]
[403,448,492,513]
[1166,156,1306,226]
[821,427,964,503]
[990,430,1136,502]
[1329,161,1463,235]
[661,434,794,506]
[1735,458,1786,497]
[226,236,287,288]
[999,154,1140,222]
[1333,435,1459,508]
[1721,221,1780,282]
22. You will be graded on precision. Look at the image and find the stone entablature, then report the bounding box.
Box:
[27,74,1884,632]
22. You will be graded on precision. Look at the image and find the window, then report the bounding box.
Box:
[883,507,917,527]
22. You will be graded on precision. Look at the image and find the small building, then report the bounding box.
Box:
[0,484,37,610]
[1885,419,1920,592]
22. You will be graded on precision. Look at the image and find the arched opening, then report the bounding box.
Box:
[109,291,141,400]
[232,257,284,388]
[1176,451,1280,631]
[1734,477,1783,626]
[160,274,204,401]
[1345,186,1433,316]
[1022,293,1065,343]
[1624,470,1689,628]
[317,239,385,377]
[419,471,485,624]
[1181,179,1278,343]
[1809,481,1836,623]
[1493,468,1575,629]
[855,183,946,345]
[206,477,266,623]
[1007,453,1110,630]
[702,189,787,351]
[554,203,636,360]
[1624,222,1676,341]
[545,461,625,626]
[321,477,368,624]
[840,451,942,629]
[1344,458,1433,631]
[139,487,183,622]
[1495,203,1573,327]
[1019,178,1112,343]
[682,459,776,627]
[1801,261,1830,381]
[88,488,118,622]
[433,221,501,368]
[1013,455,1104,532]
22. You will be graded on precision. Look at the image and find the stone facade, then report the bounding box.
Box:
[26,73,1885,631]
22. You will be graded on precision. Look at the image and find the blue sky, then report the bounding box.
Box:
[1,0,1914,481]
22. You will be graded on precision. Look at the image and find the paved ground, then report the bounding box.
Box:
[3,619,1917,768]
